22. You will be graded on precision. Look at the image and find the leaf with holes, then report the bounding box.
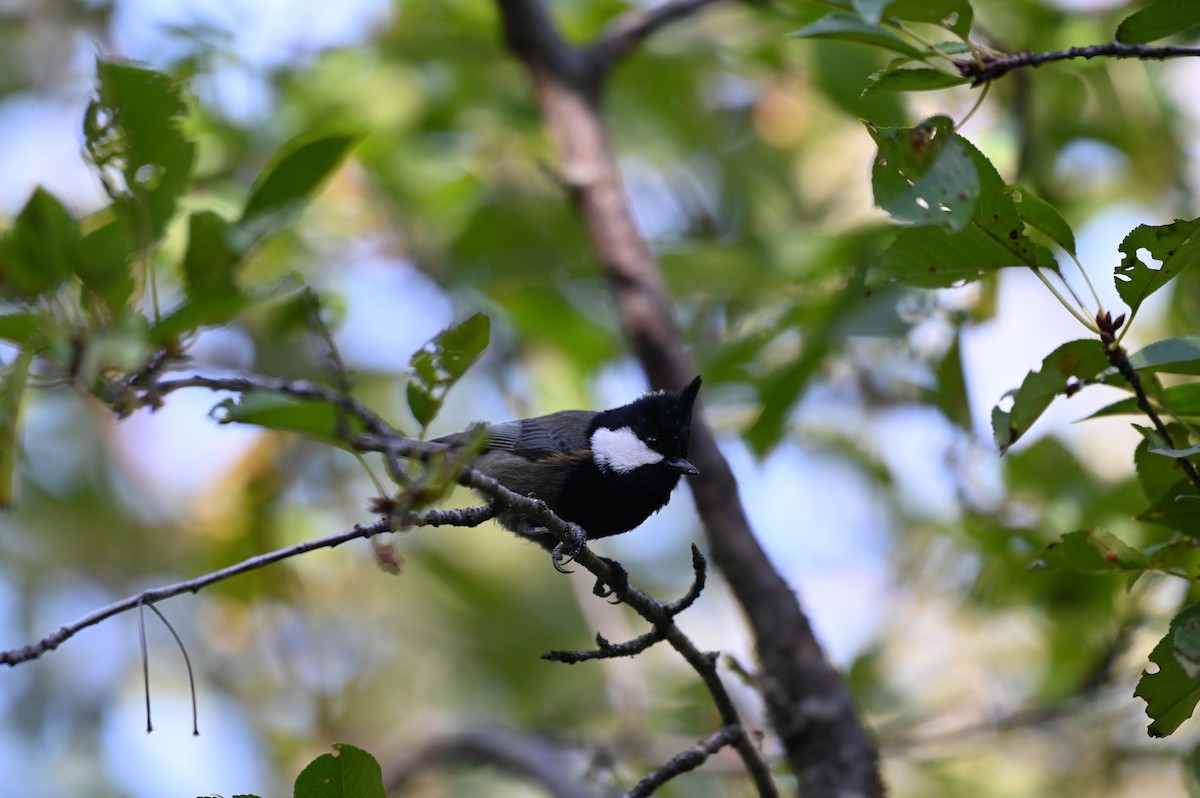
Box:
[1036,529,1148,574]
[1007,185,1076,256]
[84,59,195,245]
[866,116,979,233]
[294,743,386,798]
[407,313,490,432]
[1136,603,1200,737]
[992,339,1108,454]
[1115,219,1200,315]
[872,135,1057,288]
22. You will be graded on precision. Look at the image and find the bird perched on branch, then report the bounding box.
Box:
[433,376,702,553]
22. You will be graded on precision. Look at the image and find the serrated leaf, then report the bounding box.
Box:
[790,13,924,60]
[294,743,385,798]
[406,313,490,433]
[992,339,1108,453]
[1116,0,1200,44]
[1136,603,1200,737]
[1086,384,1200,420]
[1138,479,1200,530]
[866,115,979,232]
[872,135,1057,289]
[1,187,80,301]
[1007,185,1076,255]
[1115,219,1200,315]
[1126,336,1200,376]
[213,393,363,449]
[1037,529,1148,573]
[85,59,195,245]
[863,66,969,97]
[0,349,33,508]
[241,132,359,236]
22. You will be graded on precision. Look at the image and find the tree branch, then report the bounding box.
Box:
[625,725,741,798]
[1098,312,1200,493]
[958,42,1200,86]
[585,0,728,81]
[0,519,389,666]
[385,726,607,798]
[492,0,883,794]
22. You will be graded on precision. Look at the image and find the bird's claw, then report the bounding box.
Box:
[551,523,587,574]
[593,557,629,602]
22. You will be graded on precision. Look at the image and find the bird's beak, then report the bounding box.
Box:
[665,455,699,476]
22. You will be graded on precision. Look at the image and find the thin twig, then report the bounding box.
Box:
[958,42,1200,86]
[585,0,728,80]
[0,520,389,666]
[142,601,200,736]
[625,725,741,798]
[1099,313,1200,493]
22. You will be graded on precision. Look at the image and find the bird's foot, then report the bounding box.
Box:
[593,557,629,603]
[550,523,587,574]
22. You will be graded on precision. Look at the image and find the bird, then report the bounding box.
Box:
[432,376,702,553]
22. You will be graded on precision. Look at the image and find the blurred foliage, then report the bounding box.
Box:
[1,0,1200,796]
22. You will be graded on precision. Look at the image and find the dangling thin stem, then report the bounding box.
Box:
[144,602,200,736]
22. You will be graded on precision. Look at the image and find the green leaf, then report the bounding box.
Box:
[1136,603,1200,737]
[1007,185,1076,256]
[407,313,490,433]
[182,211,242,301]
[1116,0,1200,44]
[1136,425,1194,502]
[0,313,42,347]
[1137,479,1200,530]
[1150,442,1200,458]
[866,115,979,233]
[1115,218,1200,315]
[77,218,134,316]
[1086,383,1200,420]
[294,743,385,798]
[863,66,969,97]
[148,294,253,344]
[991,339,1109,454]
[0,349,33,508]
[872,136,1056,289]
[0,187,81,301]
[1127,336,1200,375]
[790,13,924,60]
[882,0,974,38]
[1036,529,1148,573]
[213,393,363,449]
[85,59,196,245]
[240,132,359,237]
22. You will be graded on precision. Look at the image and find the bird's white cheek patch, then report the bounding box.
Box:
[591,426,664,473]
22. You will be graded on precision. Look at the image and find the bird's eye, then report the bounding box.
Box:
[646,434,660,447]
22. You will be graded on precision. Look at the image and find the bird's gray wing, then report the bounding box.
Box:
[483,410,593,459]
